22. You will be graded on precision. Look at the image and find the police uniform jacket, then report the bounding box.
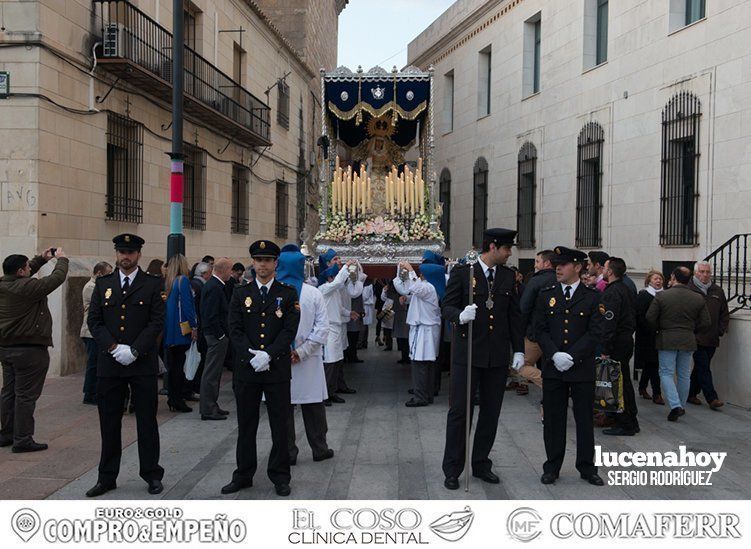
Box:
[534,283,602,382]
[87,269,166,377]
[599,278,636,356]
[442,262,524,368]
[229,279,300,384]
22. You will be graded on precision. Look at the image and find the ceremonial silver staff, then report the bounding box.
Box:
[464,249,479,492]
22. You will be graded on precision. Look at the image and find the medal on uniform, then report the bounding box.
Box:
[485,296,494,310]
[245,296,252,308]
[105,288,112,299]
[275,297,283,318]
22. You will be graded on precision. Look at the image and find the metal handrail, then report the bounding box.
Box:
[705,234,751,314]
[93,0,270,141]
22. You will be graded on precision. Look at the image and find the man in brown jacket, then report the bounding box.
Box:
[0,248,69,452]
[646,266,711,422]
[687,261,730,410]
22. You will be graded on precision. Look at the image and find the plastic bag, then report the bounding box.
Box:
[594,357,624,413]
[184,341,201,381]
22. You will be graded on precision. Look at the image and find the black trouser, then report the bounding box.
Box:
[638,358,661,397]
[411,361,434,404]
[442,364,507,478]
[0,345,50,446]
[397,337,410,362]
[358,326,369,349]
[690,345,718,402]
[375,316,383,340]
[383,329,393,350]
[96,375,164,484]
[542,377,596,476]
[166,344,189,403]
[232,378,291,486]
[323,360,342,397]
[612,341,639,432]
[345,331,360,362]
[288,403,329,460]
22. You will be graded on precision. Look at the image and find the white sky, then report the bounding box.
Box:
[337,0,457,71]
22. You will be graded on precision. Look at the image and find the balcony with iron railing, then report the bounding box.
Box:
[92,0,271,147]
[705,234,751,314]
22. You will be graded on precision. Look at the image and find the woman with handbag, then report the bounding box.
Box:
[164,254,198,412]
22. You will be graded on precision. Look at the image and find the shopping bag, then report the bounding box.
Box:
[594,357,624,413]
[184,341,201,381]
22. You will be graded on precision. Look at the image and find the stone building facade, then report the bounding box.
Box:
[0,0,346,375]
[409,0,751,406]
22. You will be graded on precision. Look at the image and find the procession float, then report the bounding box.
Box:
[314,65,445,268]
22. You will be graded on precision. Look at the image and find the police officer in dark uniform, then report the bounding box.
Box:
[534,246,604,486]
[441,228,525,490]
[599,256,639,436]
[221,240,300,497]
[85,234,166,497]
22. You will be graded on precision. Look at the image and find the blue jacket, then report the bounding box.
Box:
[164,275,197,347]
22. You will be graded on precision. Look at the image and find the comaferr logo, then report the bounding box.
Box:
[429,506,475,542]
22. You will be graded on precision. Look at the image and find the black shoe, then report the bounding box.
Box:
[83,397,97,406]
[473,470,500,484]
[407,388,414,394]
[289,456,297,466]
[667,407,683,421]
[0,437,13,447]
[313,449,335,462]
[602,427,636,436]
[167,400,192,413]
[330,395,346,404]
[677,407,686,416]
[221,480,252,494]
[12,441,48,453]
[323,399,332,407]
[201,414,227,421]
[86,481,116,498]
[397,359,411,364]
[541,472,558,484]
[444,477,459,490]
[217,408,230,416]
[581,473,604,486]
[128,403,135,414]
[275,483,291,497]
[405,399,428,407]
[336,387,357,394]
[147,479,163,495]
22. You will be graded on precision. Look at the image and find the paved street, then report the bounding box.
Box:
[1,346,749,500]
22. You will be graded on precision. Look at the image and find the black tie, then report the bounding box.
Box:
[564,286,572,300]
[122,276,130,294]
[260,285,268,302]
[487,268,494,286]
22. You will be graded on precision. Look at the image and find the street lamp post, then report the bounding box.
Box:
[167,0,185,260]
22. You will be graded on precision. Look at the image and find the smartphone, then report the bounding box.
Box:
[50,248,57,256]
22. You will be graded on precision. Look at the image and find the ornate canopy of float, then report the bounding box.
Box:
[314,65,445,264]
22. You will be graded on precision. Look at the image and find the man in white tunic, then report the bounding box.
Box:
[393,261,445,407]
[277,247,334,464]
[318,260,354,404]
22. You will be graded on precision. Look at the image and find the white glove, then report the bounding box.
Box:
[552,352,574,372]
[110,344,136,366]
[459,304,478,325]
[511,352,525,372]
[249,349,271,372]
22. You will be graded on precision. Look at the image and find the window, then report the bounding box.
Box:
[443,70,454,133]
[517,142,537,249]
[183,1,200,50]
[183,144,206,230]
[232,43,246,102]
[276,179,289,238]
[660,91,701,246]
[477,47,491,118]
[584,0,608,69]
[523,13,542,97]
[277,79,290,130]
[685,0,705,25]
[575,122,604,248]
[439,168,452,248]
[472,157,489,248]
[231,164,249,234]
[669,0,705,32]
[106,113,143,223]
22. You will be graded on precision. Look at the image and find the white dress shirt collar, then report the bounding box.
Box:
[560,280,581,296]
[213,274,226,286]
[477,257,495,278]
[119,269,138,288]
[256,278,274,292]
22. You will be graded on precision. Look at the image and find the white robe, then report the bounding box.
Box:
[319,267,351,363]
[362,284,376,326]
[291,284,330,404]
[393,272,441,362]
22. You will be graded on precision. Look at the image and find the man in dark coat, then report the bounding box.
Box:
[441,228,525,490]
[599,257,639,436]
[85,234,165,497]
[535,246,603,486]
[221,240,300,497]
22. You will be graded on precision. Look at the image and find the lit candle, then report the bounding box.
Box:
[332,174,337,214]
